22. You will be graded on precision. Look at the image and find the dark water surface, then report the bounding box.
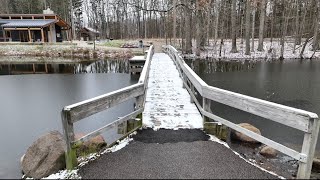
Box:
[0,58,137,178]
[187,59,320,155]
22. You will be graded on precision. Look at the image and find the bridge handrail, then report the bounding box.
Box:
[164,45,319,179]
[62,45,154,170]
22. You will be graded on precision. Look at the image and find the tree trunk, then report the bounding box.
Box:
[173,0,177,46]
[214,0,220,54]
[251,2,256,52]
[298,1,307,46]
[280,0,289,60]
[206,3,211,46]
[230,0,238,53]
[245,0,251,55]
[293,0,300,53]
[313,1,319,51]
[269,0,275,50]
[257,0,266,51]
[300,36,313,59]
[185,0,192,54]
[5,0,9,13]
[196,0,205,56]
[144,1,147,39]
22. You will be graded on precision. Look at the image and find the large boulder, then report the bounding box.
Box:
[260,145,278,158]
[74,133,106,156]
[21,131,66,179]
[233,123,261,143]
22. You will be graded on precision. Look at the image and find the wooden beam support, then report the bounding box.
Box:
[297,118,320,179]
[41,28,44,42]
[32,64,35,73]
[4,28,41,31]
[28,29,32,42]
[3,29,6,42]
[45,64,48,73]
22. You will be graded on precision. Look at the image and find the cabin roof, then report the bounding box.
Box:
[1,19,56,28]
[81,27,100,34]
[0,14,70,28]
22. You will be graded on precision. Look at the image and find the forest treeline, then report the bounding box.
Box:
[0,0,319,57]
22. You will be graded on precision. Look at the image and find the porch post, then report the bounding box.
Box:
[28,29,32,42]
[3,29,6,42]
[41,28,45,42]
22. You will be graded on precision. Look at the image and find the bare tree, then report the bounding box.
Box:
[251,1,256,52]
[213,0,219,54]
[312,0,320,50]
[230,0,238,53]
[184,0,192,54]
[245,0,251,55]
[173,0,177,46]
[257,0,266,51]
[280,0,289,60]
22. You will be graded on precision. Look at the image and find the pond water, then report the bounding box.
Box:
[187,59,320,155]
[0,58,138,178]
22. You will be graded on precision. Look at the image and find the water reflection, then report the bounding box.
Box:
[186,58,256,75]
[0,57,136,178]
[0,58,129,75]
[186,58,320,152]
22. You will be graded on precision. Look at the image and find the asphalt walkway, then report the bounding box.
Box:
[79,129,278,179]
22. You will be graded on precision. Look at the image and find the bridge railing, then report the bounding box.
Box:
[61,45,154,170]
[164,45,319,179]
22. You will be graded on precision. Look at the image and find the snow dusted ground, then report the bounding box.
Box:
[184,39,320,60]
[143,53,203,130]
[30,134,137,179]
[208,135,285,179]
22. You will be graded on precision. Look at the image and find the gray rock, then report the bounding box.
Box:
[260,145,278,158]
[233,123,261,143]
[21,131,66,179]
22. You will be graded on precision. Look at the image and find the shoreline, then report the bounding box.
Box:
[0,41,147,63]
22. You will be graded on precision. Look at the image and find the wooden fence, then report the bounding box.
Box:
[165,45,319,179]
[61,45,154,169]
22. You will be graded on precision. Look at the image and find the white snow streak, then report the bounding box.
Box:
[208,135,285,179]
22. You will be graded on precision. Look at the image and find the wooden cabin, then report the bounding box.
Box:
[79,27,100,41]
[0,9,71,43]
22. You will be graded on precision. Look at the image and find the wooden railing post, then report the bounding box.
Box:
[61,109,77,170]
[182,73,186,89]
[202,97,211,124]
[190,84,195,103]
[297,118,320,179]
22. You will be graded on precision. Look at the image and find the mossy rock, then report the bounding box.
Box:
[74,133,107,157]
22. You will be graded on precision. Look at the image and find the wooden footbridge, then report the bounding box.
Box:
[61,45,319,179]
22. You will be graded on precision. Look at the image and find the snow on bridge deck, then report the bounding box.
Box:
[143,53,203,130]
